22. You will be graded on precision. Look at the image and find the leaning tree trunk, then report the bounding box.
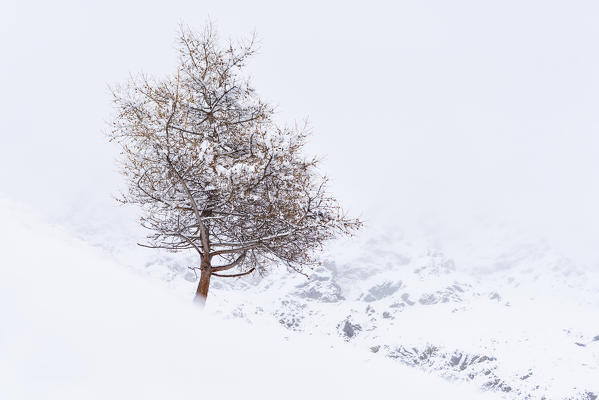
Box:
[194,261,211,306]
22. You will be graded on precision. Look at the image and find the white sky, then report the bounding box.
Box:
[1,0,598,260]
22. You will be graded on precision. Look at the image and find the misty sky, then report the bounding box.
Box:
[1,0,598,260]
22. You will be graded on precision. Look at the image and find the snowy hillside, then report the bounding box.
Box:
[3,2,599,399]
[123,224,599,399]
[0,199,502,400]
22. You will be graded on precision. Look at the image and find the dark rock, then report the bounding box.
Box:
[295,281,344,303]
[364,281,402,302]
[520,371,533,380]
[459,355,470,370]
[418,345,438,362]
[401,293,415,306]
[488,291,502,301]
[419,293,438,305]
[452,284,464,293]
[450,353,463,366]
[339,319,361,339]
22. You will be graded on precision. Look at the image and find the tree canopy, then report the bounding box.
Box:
[109,24,362,303]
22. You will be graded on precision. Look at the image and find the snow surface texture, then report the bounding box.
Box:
[0,199,502,400]
[197,234,599,400]
[90,216,599,400]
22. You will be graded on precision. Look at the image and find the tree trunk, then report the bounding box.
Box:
[194,266,211,307]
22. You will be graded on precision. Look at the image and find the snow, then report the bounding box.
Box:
[3,3,599,398]
[0,199,500,400]
[121,224,599,399]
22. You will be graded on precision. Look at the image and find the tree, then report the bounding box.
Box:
[108,24,362,305]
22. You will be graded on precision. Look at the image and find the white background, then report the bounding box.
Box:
[1,0,598,260]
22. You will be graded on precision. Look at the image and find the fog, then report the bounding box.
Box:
[2,0,598,262]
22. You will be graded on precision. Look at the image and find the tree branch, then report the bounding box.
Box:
[209,230,295,250]
[177,233,203,256]
[210,244,259,257]
[211,268,255,278]
[211,252,246,272]
[166,156,210,253]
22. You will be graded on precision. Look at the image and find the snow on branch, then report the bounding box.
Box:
[108,23,362,300]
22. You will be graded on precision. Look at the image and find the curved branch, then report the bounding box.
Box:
[177,233,203,256]
[211,252,246,272]
[211,268,255,278]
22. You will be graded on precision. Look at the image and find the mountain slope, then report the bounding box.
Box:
[0,199,500,400]
[136,228,599,399]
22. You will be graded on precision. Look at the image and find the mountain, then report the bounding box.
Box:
[0,198,503,399]
[138,226,599,400]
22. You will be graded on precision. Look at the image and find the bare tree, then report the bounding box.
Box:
[108,24,362,305]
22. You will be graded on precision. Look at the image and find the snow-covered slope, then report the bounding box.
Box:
[0,199,501,400]
[131,227,599,400]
